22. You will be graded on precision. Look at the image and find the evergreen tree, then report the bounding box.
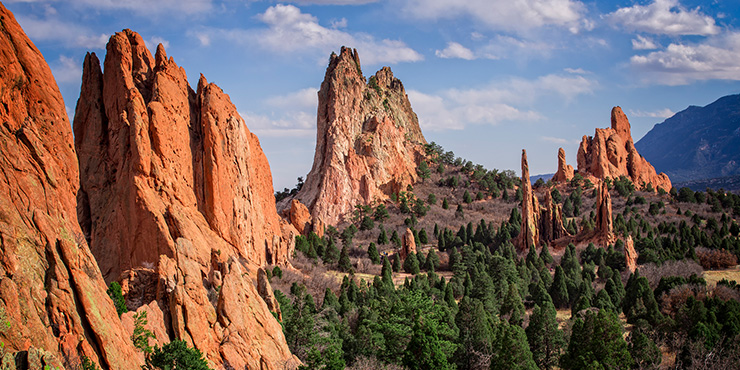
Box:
[491,322,538,370]
[381,257,394,292]
[463,190,472,204]
[391,230,402,247]
[402,319,453,370]
[338,245,353,273]
[561,309,633,370]
[377,225,389,245]
[368,242,381,264]
[629,331,661,369]
[442,197,450,209]
[392,253,402,272]
[455,297,494,370]
[425,248,440,271]
[500,283,525,326]
[526,301,565,370]
[403,252,421,275]
[323,238,339,265]
[622,269,662,326]
[550,266,570,308]
[322,288,340,312]
[419,228,429,244]
[540,243,554,265]
[107,282,127,316]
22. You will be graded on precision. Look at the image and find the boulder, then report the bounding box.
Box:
[295,47,427,225]
[0,5,140,369]
[288,199,312,235]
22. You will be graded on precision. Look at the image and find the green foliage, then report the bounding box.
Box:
[393,253,402,272]
[623,270,662,326]
[551,188,562,203]
[148,340,211,370]
[339,245,353,273]
[132,311,155,355]
[368,243,381,264]
[81,356,100,370]
[417,160,431,182]
[455,297,494,369]
[360,215,375,231]
[491,322,538,370]
[402,319,454,370]
[550,266,570,308]
[561,310,633,370]
[629,331,661,368]
[427,193,437,205]
[403,252,420,275]
[463,190,472,204]
[442,197,449,209]
[526,301,565,370]
[272,266,283,279]
[107,281,127,316]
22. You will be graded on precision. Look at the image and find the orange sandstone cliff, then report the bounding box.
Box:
[295,47,427,225]
[0,5,141,369]
[575,107,671,191]
[74,30,297,369]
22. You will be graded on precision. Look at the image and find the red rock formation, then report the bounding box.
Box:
[552,148,574,183]
[540,190,569,244]
[400,228,417,260]
[0,5,141,369]
[289,199,312,235]
[314,217,325,239]
[518,150,540,251]
[624,236,638,273]
[257,268,282,321]
[75,30,297,369]
[295,47,427,225]
[577,107,671,191]
[596,181,615,245]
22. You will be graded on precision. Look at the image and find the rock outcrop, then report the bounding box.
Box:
[400,228,417,261]
[288,199,312,235]
[596,181,615,245]
[74,30,296,369]
[0,5,140,369]
[518,150,540,251]
[552,148,574,183]
[624,236,638,273]
[295,47,427,225]
[257,268,282,321]
[540,190,569,243]
[576,107,671,191]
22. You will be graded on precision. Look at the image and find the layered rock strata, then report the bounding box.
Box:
[74,30,296,369]
[0,5,140,369]
[296,47,427,225]
[577,107,671,191]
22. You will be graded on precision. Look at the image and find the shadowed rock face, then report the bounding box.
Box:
[0,5,140,369]
[295,47,427,225]
[576,107,671,192]
[74,30,297,369]
[596,181,614,245]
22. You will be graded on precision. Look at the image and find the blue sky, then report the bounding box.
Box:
[6,0,740,190]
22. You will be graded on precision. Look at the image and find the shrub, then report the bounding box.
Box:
[107,281,127,316]
[149,340,211,370]
[696,248,738,269]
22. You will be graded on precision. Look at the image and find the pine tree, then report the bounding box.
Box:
[622,270,662,326]
[550,266,570,308]
[368,243,381,264]
[323,238,339,264]
[629,331,661,368]
[402,319,453,370]
[338,245,353,273]
[442,197,449,209]
[463,190,472,204]
[561,309,633,369]
[381,257,394,292]
[491,322,538,370]
[426,248,440,271]
[322,288,340,312]
[526,301,565,370]
[403,252,420,275]
[455,297,494,370]
[540,243,554,265]
[377,225,389,245]
[500,283,525,326]
[392,253,402,272]
[419,228,429,244]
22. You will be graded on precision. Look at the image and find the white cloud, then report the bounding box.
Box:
[50,55,82,84]
[630,32,740,85]
[15,15,107,49]
[606,0,719,36]
[632,35,659,50]
[284,0,379,4]
[330,18,348,29]
[540,136,570,144]
[243,87,318,137]
[435,42,476,60]
[628,108,675,118]
[194,5,422,65]
[479,35,556,59]
[400,0,589,34]
[408,73,597,131]
[564,67,590,74]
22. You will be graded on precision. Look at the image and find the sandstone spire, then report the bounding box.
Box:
[596,181,614,245]
[518,150,540,251]
[576,107,671,191]
[552,147,574,183]
[624,236,638,273]
[295,47,427,225]
[75,30,297,369]
[0,5,140,368]
[540,189,569,243]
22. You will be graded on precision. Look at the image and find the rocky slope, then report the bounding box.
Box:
[295,47,427,225]
[574,107,671,191]
[0,5,140,369]
[74,30,297,369]
[635,94,740,183]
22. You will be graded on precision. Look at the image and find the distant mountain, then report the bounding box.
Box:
[674,174,740,193]
[635,94,740,183]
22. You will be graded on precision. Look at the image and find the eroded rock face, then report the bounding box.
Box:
[0,6,140,369]
[596,181,615,245]
[295,47,427,225]
[257,268,282,321]
[625,236,638,273]
[74,30,296,369]
[518,150,540,251]
[289,199,312,235]
[400,228,417,261]
[576,107,671,191]
[552,148,574,183]
[540,190,569,244]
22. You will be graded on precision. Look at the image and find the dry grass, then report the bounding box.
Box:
[703,265,740,286]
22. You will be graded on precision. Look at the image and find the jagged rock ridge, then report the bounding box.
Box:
[295,47,427,225]
[74,30,297,369]
[0,5,140,369]
[574,107,671,191]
